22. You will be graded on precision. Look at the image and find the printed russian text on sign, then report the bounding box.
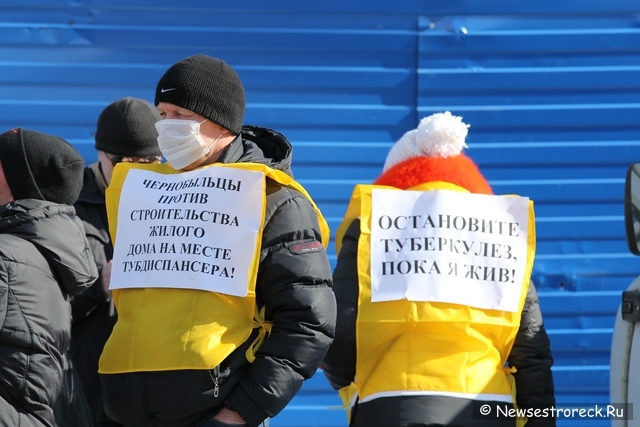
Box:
[370,189,529,312]
[110,166,265,296]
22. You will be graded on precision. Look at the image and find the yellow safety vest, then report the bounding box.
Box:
[99,162,329,373]
[335,182,535,421]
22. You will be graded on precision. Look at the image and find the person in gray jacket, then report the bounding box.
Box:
[0,128,99,427]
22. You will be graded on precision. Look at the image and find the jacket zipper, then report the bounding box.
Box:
[209,365,220,398]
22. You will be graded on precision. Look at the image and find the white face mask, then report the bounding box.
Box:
[155,119,216,170]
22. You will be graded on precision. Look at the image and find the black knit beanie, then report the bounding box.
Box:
[154,54,246,134]
[95,97,162,157]
[0,128,84,205]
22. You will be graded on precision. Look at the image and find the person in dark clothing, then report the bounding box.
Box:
[53,353,93,427]
[97,54,336,427]
[322,112,556,427]
[0,128,99,427]
[71,97,163,426]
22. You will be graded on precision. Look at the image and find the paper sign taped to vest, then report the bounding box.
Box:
[370,189,529,312]
[110,167,264,296]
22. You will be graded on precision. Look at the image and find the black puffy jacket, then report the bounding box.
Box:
[99,126,337,427]
[323,218,556,427]
[0,200,98,427]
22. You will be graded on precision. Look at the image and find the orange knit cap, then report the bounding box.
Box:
[374,112,493,195]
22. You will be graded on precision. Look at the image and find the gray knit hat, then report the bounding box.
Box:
[0,128,84,205]
[95,97,162,157]
[154,55,246,134]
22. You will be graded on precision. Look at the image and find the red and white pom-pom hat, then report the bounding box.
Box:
[375,111,494,195]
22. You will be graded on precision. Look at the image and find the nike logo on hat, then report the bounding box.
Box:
[160,88,176,93]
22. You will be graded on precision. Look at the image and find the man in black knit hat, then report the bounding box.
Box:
[0,128,99,427]
[71,97,162,426]
[98,55,336,427]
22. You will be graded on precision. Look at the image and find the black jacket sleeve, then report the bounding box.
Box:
[507,282,556,427]
[225,184,337,427]
[322,219,360,390]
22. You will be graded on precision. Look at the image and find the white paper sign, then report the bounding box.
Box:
[370,189,530,312]
[110,167,265,296]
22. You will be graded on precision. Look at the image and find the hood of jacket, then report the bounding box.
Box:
[0,199,98,296]
[218,125,294,177]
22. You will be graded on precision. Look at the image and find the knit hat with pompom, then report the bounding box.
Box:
[376,112,492,195]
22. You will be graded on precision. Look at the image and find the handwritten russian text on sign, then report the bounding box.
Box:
[110,167,264,296]
[370,189,529,312]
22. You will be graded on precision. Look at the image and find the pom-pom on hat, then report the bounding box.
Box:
[0,128,85,205]
[95,97,162,157]
[376,112,492,195]
[383,111,469,172]
[154,54,246,134]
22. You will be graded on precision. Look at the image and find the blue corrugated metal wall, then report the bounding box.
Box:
[2,2,640,426]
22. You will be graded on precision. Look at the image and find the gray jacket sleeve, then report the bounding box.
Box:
[507,282,556,427]
[225,184,337,427]
[71,200,113,324]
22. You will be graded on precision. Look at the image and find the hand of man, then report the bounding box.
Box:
[102,260,113,298]
[214,407,246,425]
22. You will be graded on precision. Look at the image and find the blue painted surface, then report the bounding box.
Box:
[2,2,640,426]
